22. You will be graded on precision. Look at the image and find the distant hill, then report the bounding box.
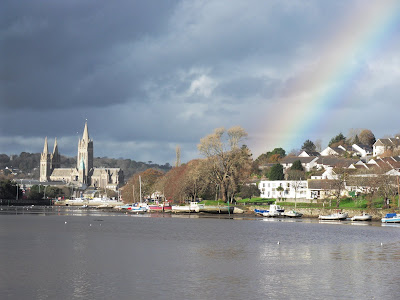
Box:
[0,152,171,182]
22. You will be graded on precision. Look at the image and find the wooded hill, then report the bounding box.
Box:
[0,152,171,182]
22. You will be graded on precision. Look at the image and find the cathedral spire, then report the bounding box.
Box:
[43,137,48,154]
[53,137,58,154]
[82,121,89,142]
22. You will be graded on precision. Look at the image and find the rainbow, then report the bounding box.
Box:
[256,0,400,153]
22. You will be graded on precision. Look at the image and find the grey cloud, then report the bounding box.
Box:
[2,1,400,164]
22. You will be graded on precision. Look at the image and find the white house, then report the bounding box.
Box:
[320,146,348,156]
[279,156,319,172]
[258,180,308,200]
[299,151,320,157]
[373,138,400,157]
[352,144,372,158]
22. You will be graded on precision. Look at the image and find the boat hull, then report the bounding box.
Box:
[351,214,372,221]
[381,213,400,223]
[319,213,348,220]
[284,210,303,218]
[198,206,234,214]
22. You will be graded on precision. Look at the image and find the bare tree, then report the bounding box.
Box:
[375,167,397,208]
[359,129,376,146]
[314,139,322,152]
[198,126,251,203]
[330,167,349,207]
[287,170,305,209]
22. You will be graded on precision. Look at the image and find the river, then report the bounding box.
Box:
[0,207,399,299]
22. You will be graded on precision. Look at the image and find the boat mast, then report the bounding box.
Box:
[139,175,142,203]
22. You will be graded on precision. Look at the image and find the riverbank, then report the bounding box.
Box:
[247,205,399,221]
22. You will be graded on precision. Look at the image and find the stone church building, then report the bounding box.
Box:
[40,122,123,191]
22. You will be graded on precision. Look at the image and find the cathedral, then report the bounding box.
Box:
[40,122,123,191]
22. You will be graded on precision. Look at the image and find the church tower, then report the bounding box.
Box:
[77,122,93,184]
[40,137,51,182]
[50,137,61,170]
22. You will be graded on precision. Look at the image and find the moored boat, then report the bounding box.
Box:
[254,208,269,215]
[284,210,303,218]
[319,212,348,220]
[262,204,284,217]
[198,206,234,214]
[172,202,202,213]
[351,212,372,221]
[381,213,400,223]
[148,202,172,212]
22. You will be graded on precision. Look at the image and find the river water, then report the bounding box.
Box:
[0,207,399,299]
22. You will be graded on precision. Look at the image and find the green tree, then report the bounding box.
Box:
[290,160,304,171]
[27,185,44,200]
[0,179,19,199]
[276,185,284,201]
[301,140,316,152]
[268,164,284,180]
[238,184,260,199]
[353,134,360,145]
[328,133,346,147]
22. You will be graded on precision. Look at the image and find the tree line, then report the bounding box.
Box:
[121,126,259,203]
[0,152,171,181]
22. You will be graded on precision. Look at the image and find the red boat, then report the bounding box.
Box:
[148,203,172,212]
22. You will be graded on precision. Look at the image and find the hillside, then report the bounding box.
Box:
[0,152,171,182]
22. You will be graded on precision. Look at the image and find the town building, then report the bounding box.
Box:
[40,122,123,191]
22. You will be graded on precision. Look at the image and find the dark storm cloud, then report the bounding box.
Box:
[1,0,400,163]
[1,0,179,110]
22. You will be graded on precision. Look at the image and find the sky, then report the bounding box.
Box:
[1,0,400,164]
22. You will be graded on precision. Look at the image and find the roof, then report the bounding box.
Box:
[300,151,320,157]
[352,144,373,152]
[315,156,356,168]
[307,179,335,190]
[374,138,400,147]
[331,147,347,155]
[280,156,318,164]
[51,168,78,177]
[92,168,121,176]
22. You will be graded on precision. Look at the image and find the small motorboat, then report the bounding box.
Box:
[262,205,284,217]
[319,212,348,220]
[254,209,269,215]
[284,210,303,218]
[351,212,372,221]
[381,213,400,223]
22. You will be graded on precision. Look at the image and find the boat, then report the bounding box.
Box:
[254,209,269,215]
[262,205,285,217]
[284,210,303,218]
[198,206,234,214]
[381,213,400,223]
[319,212,348,220]
[129,206,148,213]
[148,202,172,212]
[351,212,372,221]
[172,202,202,213]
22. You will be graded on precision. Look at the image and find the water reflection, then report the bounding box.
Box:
[1,207,400,299]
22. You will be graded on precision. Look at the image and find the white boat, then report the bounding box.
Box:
[130,206,148,213]
[351,212,372,221]
[284,210,303,218]
[262,205,284,217]
[172,202,201,213]
[381,213,400,223]
[319,212,348,220]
